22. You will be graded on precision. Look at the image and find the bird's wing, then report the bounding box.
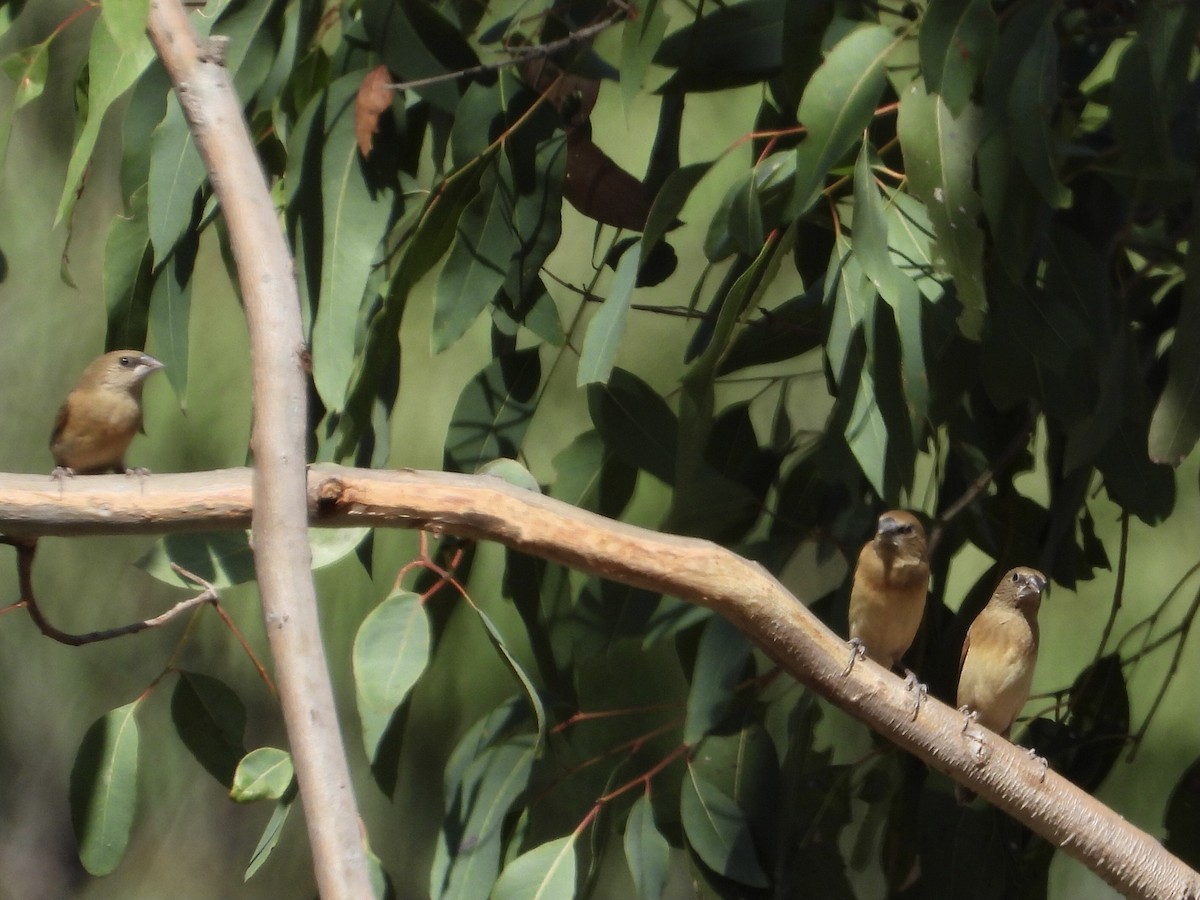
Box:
[50,400,70,449]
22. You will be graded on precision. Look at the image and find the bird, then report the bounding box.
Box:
[50,350,164,476]
[955,566,1048,804]
[844,510,930,717]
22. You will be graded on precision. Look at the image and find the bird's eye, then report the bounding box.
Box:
[1011,572,1020,583]
[898,524,912,534]
[119,355,132,367]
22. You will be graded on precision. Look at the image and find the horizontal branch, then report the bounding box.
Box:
[0,465,1195,898]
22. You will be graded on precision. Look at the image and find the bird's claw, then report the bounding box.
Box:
[843,638,867,676]
[1027,747,1048,784]
[50,466,76,481]
[903,669,927,721]
[124,466,151,477]
[958,706,989,762]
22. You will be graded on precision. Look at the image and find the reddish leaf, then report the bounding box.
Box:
[355,65,394,157]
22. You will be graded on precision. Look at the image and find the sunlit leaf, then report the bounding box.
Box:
[56,13,156,225]
[148,100,205,265]
[789,24,900,218]
[918,0,996,115]
[353,590,430,762]
[897,80,986,338]
[432,734,537,899]
[244,796,294,881]
[492,835,577,900]
[313,71,395,412]
[231,748,295,803]
[578,241,640,385]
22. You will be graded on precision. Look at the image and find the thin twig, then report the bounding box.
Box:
[1097,511,1129,658]
[386,12,626,93]
[0,539,218,646]
[927,404,1039,555]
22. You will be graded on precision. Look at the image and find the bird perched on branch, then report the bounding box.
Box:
[956,566,1047,804]
[50,350,164,476]
[846,510,930,669]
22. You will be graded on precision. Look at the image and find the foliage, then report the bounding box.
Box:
[2,0,1200,896]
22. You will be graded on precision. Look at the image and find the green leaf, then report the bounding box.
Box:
[244,796,294,881]
[361,0,479,112]
[1110,36,1177,175]
[587,368,679,484]
[313,71,395,412]
[624,792,670,900]
[621,0,669,115]
[789,24,900,218]
[171,671,247,787]
[105,184,154,350]
[897,80,986,338]
[0,39,49,110]
[353,590,430,762]
[1149,213,1200,465]
[434,167,516,352]
[137,531,256,587]
[444,347,541,473]
[1004,8,1070,209]
[231,748,295,803]
[56,11,155,225]
[552,429,638,521]
[71,701,141,876]
[918,0,996,115]
[432,735,537,900]
[478,458,542,493]
[148,229,197,403]
[137,528,370,588]
[492,835,577,900]
[643,161,712,261]
[655,0,784,93]
[103,0,150,57]
[824,227,874,385]
[147,99,205,265]
[578,242,641,386]
[470,603,547,747]
[685,616,752,745]
[681,762,769,887]
[719,285,824,375]
[336,158,490,457]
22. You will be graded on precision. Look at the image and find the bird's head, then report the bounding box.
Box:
[874,509,927,563]
[82,351,165,395]
[1001,567,1047,612]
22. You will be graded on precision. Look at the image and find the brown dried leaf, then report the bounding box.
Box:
[355,65,393,158]
[563,132,654,231]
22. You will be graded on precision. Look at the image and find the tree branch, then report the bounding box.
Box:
[143,3,371,897]
[0,466,1196,899]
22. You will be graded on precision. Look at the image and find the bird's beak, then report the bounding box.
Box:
[137,354,165,379]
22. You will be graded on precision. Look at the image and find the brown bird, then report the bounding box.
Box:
[846,510,930,670]
[50,350,164,476]
[955,566,1047,803]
